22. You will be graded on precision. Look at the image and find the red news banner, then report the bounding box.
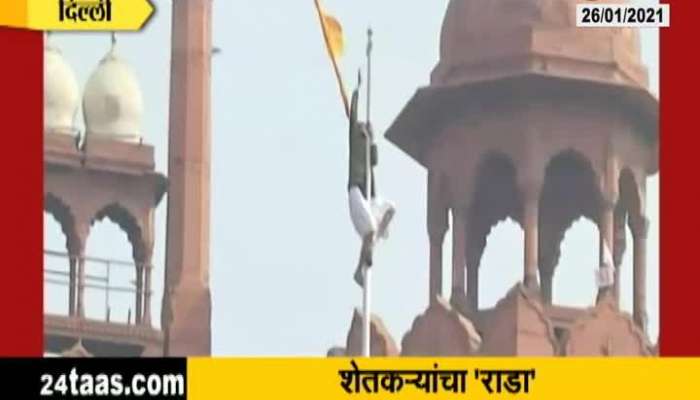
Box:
[0,0,698,399]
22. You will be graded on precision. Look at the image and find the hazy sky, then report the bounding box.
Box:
[45,0,660,355]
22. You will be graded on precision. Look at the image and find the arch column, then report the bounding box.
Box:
[141,227,155,326]
[630,215,649,332]
[66,239,79,317]
[135,263,144,324]
[598,149,619,302]
[612,207,628,304]
[597,197,616,302]
[141,254,154,327]
[71,222,89,318]
[428,232,446,303]
[427,173,449,304]
[539,257,556,305]
[136,214,155,327]
[450,208,467,309]
[133,242,146,325]
[520,184,542,290]
[466,244,479,313]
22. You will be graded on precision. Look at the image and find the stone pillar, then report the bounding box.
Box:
[598,198,616,301]
[522,188,540,289]
[71,223,88,318]
[612,208,627,304]
[163,0,213,356]
[141,237,154,327]
[427,173,449,303]
[76,254,86,317]
[450,208,467,308]
[539,218,565,305]
[143,263,153,327]
[540,270,553,305]
[134,263,143,324]
[466,253,479,313]
[429,235,445,303]
[137,218,154,327]
[631,215,649,332]
[67,241,79,316]
[599,149,619,302]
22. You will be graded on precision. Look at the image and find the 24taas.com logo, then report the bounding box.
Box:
[40,368,185,398]
[59,0,112,23]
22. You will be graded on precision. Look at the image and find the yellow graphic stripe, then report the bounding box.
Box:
[0,1,28,29]
[188,357,700,399]
[0,0,154,31]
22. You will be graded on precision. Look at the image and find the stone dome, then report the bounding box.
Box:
[83,44,143,142]
[432,0,648,88]
[44,39,80,135]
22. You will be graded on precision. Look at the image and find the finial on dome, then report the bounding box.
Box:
[99,32,118,62]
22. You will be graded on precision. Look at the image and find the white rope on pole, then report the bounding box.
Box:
[362,266,371,357]
[361,94,372,358]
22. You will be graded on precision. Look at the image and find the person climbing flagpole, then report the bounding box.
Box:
[347,29,395,358]
[314,1,395,357]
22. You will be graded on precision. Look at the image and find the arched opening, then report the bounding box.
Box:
[467,153,522,309]
[44,211,70,315]
[553,218,599,307]
[85,204,143,324]
[540,150,601,306]
[44,193,76,316]
[479,219,524,308]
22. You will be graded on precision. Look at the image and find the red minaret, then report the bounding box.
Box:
[162,0,213,356]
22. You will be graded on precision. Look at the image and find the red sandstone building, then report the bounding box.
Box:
[43,0,657,357]
[335,0,657,357]
[43,0,212,357]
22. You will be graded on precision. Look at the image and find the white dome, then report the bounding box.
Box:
[44,41,79,135]
[83,46,143,142]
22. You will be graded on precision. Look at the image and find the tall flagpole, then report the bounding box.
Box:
[361,27,374,359]
[366,27,373,124]
[362,261,371,357]
[313,0,350,119]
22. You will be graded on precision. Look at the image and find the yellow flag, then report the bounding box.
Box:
[321,11,345,59]
[314,0,350,118]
